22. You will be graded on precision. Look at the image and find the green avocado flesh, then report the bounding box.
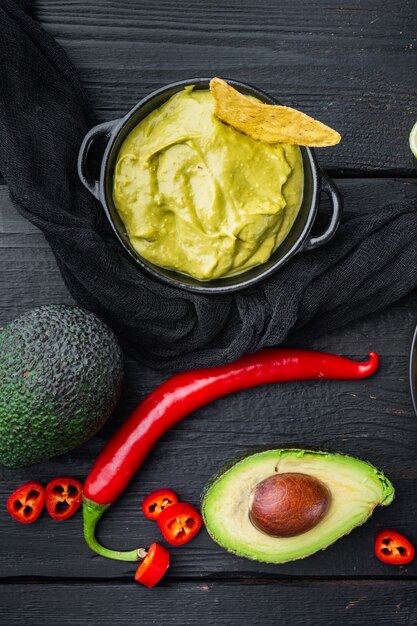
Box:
[0,305,124,468]
[202,449,394,563]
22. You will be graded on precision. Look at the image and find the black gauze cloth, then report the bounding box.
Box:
[1,0,417,371]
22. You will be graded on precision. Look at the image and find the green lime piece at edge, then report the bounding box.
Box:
[409,121,417,159]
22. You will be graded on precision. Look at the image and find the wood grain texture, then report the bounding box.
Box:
[1,580,416,626]
[2,2,417,622]
[31,0,417,174]
[1,181,417,580]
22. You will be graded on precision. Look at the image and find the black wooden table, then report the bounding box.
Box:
[1,1,417,624]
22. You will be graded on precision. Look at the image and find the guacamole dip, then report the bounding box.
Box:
[113,87,304,280]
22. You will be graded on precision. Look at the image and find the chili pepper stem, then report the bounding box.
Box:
[82,349,380,562]
[83,497,146,562]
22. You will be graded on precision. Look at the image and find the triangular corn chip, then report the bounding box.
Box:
[210,77,341,147]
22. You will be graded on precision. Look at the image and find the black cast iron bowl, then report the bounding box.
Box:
[78,78,343,293]
[410,324,417,417]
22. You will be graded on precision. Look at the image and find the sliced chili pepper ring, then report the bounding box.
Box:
[157,502,202,546]
[46,477,83,521]
[142,488,179,520]
[6,480,46,524]
[134,543,170,587]
[82,349,379,561]
[375,529,415,565]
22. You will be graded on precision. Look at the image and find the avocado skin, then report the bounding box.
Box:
[0,305,124,468]
[201,447,394,503]
[201,448,395,563]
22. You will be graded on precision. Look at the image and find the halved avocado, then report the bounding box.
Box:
[202,449,394,563]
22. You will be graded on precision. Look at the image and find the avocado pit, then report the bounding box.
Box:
[249,472,331,537]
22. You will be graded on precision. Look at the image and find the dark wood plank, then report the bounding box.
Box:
[1,181,417,580]
[1,580,416,626]
[32,0,417,174]
[1,310,417,580]
[0,188,74,314]
[2,177,416,314]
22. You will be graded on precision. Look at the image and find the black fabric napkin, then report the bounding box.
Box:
[1,0,417,371]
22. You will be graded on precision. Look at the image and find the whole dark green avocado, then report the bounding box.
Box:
[0,305,124,468]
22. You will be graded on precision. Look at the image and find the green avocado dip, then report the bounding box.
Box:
[113,87,304,280]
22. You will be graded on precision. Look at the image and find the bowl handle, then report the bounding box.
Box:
[302,172,343,251]
[77,120,116,199]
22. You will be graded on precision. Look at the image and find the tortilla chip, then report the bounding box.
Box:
[210,77,341,147]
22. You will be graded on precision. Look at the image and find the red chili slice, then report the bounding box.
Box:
[134,543,170,587]
[83,349,379,561]
[46,477,83,521]
[7,480,46,524]
[375,529,415,565]
[157,502,202,546]
[142,488,179,520]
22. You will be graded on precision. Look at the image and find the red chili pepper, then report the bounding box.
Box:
[157,502,202,546]
[142,489,179,520]
[6,481,45,524]
[134,543,170,588]
[375,529,415,565]
[82,349,379,561]
[46,477,83,521]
